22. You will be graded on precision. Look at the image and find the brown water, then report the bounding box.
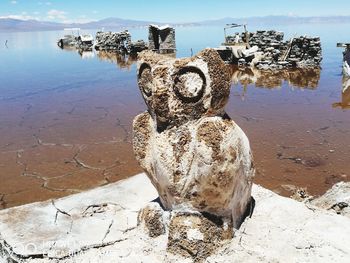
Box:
[0,25,349,209]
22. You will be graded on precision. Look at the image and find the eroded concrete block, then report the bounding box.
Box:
[148,25,176,53]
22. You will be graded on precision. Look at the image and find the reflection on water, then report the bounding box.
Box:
[229,66,320,90]
[96,51,136,70]
[58,46,95,60]
[333,77,350,109]
[78,50,95,59]
[0,25,349,209]
[59,46,137,69]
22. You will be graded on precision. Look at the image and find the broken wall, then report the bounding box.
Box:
[222,30,322,69]
[148,25,176,53]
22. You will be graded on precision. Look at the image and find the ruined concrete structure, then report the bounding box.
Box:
[148,24,176,53]
[333,44,350,109]
[57,34,94,51]
[341,44,350,77]
[76,34,94,50]
[133,49,254,261]
[218,30,322,69]
[94,30,147,54]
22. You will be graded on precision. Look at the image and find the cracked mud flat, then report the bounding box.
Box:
[0,29,350,209]
[0,67,145,209]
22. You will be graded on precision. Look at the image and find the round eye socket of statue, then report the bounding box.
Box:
[138,63,153,97]
[173,66,206,103]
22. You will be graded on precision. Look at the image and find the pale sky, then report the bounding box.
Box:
[1,0,350,23]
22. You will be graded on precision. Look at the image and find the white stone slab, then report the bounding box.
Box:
[0,173,158,261]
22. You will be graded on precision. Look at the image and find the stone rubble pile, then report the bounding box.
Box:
[94,30,148,54]
[246,30,286,66]
[286,36,322,68]
[254,32,322,69]
[129,39,148,54]
[219,30,322,69]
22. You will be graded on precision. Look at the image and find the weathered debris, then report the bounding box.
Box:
[217,28,322,69]
[129,39,148,54]
[333,43,350,109]
[95,30,131,52]
[337,43,350,77]
[310,181,350,218]
[148,24,176,53]
[94,30,148,54]
[223,23,251,46]
[57,28,94,51]
[57,34,78,48]
[77,34,94,50]
[134,49,254,260]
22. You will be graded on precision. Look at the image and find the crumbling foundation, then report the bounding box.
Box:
[217,30,322,69]
[94,30,147,54]
[148,24,176,54]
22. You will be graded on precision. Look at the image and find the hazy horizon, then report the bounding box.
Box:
[1,0,350,24]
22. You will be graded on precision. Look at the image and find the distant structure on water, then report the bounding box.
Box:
[148,24,176,54]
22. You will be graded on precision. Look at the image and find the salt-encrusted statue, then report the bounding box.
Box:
[133,48,254,230]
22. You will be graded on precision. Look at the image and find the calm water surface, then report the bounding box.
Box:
[0,24,349,208]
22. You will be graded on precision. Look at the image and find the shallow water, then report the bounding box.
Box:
[0,24,349,209]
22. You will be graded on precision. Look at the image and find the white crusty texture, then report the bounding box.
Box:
[1,174,350,263]
[134,49,254,228]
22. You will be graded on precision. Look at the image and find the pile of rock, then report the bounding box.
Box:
[94,30,148,54]
[247,30,286,64]
[285,36,322,68]
[251,32,322,69]
[94,30,132,52]
[129,40,148,54]
[219,30,322,69]
[248,30,285,50]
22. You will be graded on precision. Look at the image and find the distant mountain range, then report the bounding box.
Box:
[1,16,350,32]
[198,15,350,25]
[0,17,158,32]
